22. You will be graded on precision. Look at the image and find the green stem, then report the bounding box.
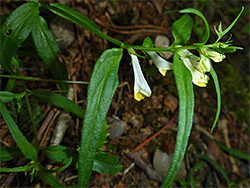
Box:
[0,74,88,84]
[25,94,38,149]
[0,166,29,173]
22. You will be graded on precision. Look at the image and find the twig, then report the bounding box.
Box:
[218,119,239,173]
[95,18,168,35]
[134,112,178,151]
[73,76,80,133]
[125,149,163,182]
[95,18,167,30]
[31,109,54,145]
[40,110,60,147]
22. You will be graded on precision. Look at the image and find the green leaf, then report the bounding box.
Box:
[0,100,37,161]
[214,139,250,161]
[0,166,28,172]
[172,14,193,45]
[42,145,78,166]
[5,78,16,92]
[5,57,21,91]
[209,64,221,133]
[93,152,122,175]
[42,145,122,175]
[179,8,209,44]
[5,57,19,91]
[50,3,100,31]
[214,7,244,42]
[30,90,84,118]
[43,3,123,47]
[78,48,122,187]
[0,2,39,73]
[161,54,194,187]
[142,36,154,48]
[0,91,20,103]
[38,165,65,187]
[96,121,109,151]
[0,74,88,85]
[31,16,68,90]
[196,154,231,187]
[41,157,73,173]
[0,147,24,162]
[187,161,206,181]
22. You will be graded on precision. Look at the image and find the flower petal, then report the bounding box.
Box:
[200,54,211,72]
[206,50,226,62]
[181,51,209,87]
[148,51,173,76]
[182,49,202,72]
[131,54,152,101]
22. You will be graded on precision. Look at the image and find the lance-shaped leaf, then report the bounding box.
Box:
[44,3,123,47]
[196,154,231,187]
[0,100,37,161]
[0,166,29,173]
[0,2,39,73]
[93,152,122,175]
[32,16,68,90]
[78,48,122,187]
[38,165,65,187]
[42,145,122,175]
[214,139,250,161]
[0,91,21,103]
[179,8,209,44]
[30,90,84,119]
[172,14,193,45]
[42,145,78,167]
[161,54,194,187]
[0,147,24,162]
[210,64,221,133]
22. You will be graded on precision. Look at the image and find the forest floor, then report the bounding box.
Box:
[0,0,249,187]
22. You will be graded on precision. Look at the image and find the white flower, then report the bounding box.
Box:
[182,49,202,71]
[181,50,209,87]
[206,50,226,62]
[131,54,152,101]
[147,51,173,76]
[200,54,211,73]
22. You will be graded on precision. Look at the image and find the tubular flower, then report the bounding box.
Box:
[181,50,209,87]
[182,50,201,71]
[147,51,173,76]
[206,50,226,62]
[199,53,211,73]
[131,54,152,101]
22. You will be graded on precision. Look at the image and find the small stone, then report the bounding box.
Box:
[153,149,186,180]
[164,95,179,113]
[155,35,173,59]
[49,17,75,49]
[159,116,169,125]
[107,116,127,139]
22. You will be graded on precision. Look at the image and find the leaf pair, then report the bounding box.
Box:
[1,2,68,90]
[42,4,124,186]
[42,145,122,175]
[1,2,39,74]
